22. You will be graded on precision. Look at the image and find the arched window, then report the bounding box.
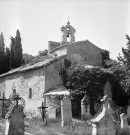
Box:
[13,89,16,94]
[29,88,32,98]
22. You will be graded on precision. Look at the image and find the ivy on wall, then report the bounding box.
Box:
[60,57,129,115]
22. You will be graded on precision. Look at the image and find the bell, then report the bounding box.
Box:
[67,31,69,37]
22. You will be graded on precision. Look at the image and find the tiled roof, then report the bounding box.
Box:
[0,54,66,78]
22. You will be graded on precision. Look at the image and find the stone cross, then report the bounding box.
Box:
[0,93,8,118]
[38,102,48,121]
[14,94,21,107]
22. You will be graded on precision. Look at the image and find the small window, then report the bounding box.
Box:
[29,88,32,98]
[85,57,86,61]
[13,89,16,94]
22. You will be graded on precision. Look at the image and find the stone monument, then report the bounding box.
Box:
[61,95,72,127]
[5,94,26,135]
[91,95,117,135]
[48,107,56,119]
[120,113,129,130]
[81,91,90,115]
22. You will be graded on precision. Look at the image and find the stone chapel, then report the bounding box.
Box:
[0,21,105,116]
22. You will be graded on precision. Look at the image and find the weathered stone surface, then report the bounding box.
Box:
[45,57,64,92]
[61,96,72,127]
[81,94,90,115]
[91,96,117,135]
[66,40,103,66]
[5,106,25,135]
[48,107,56,119]
[120,113,129,130]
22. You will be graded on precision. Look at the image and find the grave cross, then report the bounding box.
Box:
[13,94,21,107]
[0,93,8,118]
[38,102,48,122]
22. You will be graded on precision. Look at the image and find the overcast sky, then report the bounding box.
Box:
[0,0,130,59]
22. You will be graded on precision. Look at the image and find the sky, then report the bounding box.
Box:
[0,0,130,60]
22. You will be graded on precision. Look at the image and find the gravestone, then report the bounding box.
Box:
[5,105,26,135]
[91,95,117,135]
[120,113,129,130]
[48,107,56,119]
[61,95,72,127]
[5,94,26,135]
[81,92,90,115]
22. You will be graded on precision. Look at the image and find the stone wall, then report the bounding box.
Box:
[45,57,65,92]
[0,68,45,116]
[66,40,102,66]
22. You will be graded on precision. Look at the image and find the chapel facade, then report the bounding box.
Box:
[0,22,104,116]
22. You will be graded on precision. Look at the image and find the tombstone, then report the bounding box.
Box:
[61,95,72,127]
[120,113,129,130]
[5,94,26,135]
[48,107,56,119]
[81,92,90,115]
[91,95,117,135]
[127,98,130,124]
[5,105,26,135]
[94,102,101,113]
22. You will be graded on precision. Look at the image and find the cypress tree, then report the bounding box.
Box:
[0,32,5,74]
[14,29,23,68]
[10,36,15,69]
[5,47,11,72]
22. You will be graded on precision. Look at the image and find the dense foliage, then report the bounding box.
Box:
[101,49,112,68]
[61,54,129,115]
[0,30,24,74]
[118,35,130,69]
[0,32,6,74]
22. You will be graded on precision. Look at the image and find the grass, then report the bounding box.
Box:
[25,117,92,135]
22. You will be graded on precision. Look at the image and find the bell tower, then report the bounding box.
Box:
[61,21,76,45]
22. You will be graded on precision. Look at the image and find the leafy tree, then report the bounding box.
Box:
[38,49,48,57]
[23,53,35,64]
[107,60,128,106]
[14,29,23,68]
[101,49,112,68]
[118,35,130,70]
[0,32,6,74]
